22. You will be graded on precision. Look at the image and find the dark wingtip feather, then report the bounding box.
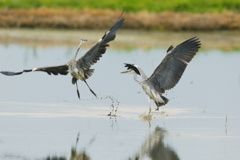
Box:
[185,37,201,49]
[180,37,201,48]
[1,69,32,76]
[109,11,125,32]
[166,45,174,53]
[124,63,141,75]
[173,36,201,63]
[118,10,124,20]
[1,71,22,76]
[103,11,125,40]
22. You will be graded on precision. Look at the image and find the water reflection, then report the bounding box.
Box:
[44,133,91,160]
[45,149,90,160]
[129,127,179,160]
[42,127,178,160]
[42,125,175,160]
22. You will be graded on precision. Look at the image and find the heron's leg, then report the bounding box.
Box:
[147,96,152,115]
[76,81,80,99]
[83,80,97,98]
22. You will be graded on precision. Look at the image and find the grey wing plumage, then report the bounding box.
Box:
[1,64,69,76]
[34,64,69,75]
[77,11,125,70]
[146,37,201,92]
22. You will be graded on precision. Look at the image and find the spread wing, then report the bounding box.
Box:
[76,11,125,70]
[146,37,201,92]
[1,64,69,76]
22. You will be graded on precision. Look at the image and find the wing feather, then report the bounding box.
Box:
[1,64,69,76]
[77,11,125,70]
[146,37,201,92]
[34,64,69,75]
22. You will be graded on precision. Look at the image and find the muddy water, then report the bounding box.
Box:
[0,33,240,160]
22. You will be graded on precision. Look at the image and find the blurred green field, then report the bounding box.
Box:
[0,0,240,13]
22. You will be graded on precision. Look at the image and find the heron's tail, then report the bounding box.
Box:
[154,96,169,109]
[84,69,95,79]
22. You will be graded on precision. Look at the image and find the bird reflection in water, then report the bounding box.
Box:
[129,127,179,160]
[44,133,91,160]
[45,149,90,160]
[43,127,178,160]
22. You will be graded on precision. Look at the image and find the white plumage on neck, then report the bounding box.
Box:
[72,39,86,61]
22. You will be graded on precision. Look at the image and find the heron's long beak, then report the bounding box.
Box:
[121,70,131,74]
[81,38,88,42]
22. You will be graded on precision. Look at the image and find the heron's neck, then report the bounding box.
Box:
[137,67,148,81]
[72,41,84,60]
[133,73,142,84]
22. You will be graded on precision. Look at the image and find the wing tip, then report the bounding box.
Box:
[110,10,125,31]
[189,36,201,47]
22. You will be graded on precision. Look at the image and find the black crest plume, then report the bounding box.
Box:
[124,63,140,75]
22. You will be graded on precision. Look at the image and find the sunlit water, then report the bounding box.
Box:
[0,41,240,160]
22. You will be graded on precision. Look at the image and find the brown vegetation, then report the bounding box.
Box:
[0,8,240,30]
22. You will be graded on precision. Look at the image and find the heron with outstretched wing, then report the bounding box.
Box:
[1,11,125,99]
[121,37,201,114]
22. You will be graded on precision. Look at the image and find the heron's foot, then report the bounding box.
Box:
[77,89,80,99]
[155,107,159,111]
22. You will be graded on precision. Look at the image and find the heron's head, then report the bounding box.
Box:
[81,38,88,43]
[77,38,88,49]
[121,63,140,75]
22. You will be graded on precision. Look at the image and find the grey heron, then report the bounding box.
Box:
[121,37,201,114]
[1,11,125,99]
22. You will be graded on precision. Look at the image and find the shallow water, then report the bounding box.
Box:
[0,36,240,160]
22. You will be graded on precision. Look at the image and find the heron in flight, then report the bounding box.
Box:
[1,12,125,99]
[121,37,201,114]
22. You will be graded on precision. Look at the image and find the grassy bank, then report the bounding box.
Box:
[0,9,240,31]
[0,0,240,13]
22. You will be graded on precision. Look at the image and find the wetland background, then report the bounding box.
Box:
[0,1,240,160]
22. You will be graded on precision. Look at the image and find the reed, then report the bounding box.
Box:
[0,8,240,30]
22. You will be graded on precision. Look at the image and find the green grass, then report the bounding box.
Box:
[0,0,240,13]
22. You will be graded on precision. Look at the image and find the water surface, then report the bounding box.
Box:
[0,35,240,160]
